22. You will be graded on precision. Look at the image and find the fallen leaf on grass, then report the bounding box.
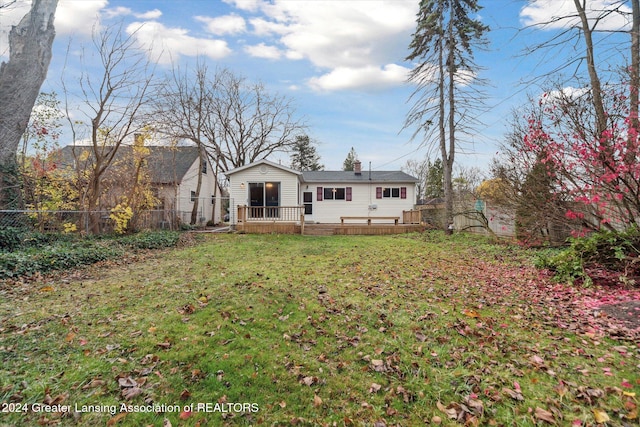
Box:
[502,387,524,401]
[371,359,385,372]
[534,407,556,424]
[117,377,137,388]
[436,401,458,420]
[463,309,480,318]
[369,383,382,393]
[106,412,127,426]
[82,379,106,390]
[122,386,142,400]
[592,408,610,423]
[300,376,317,386]
[313,394,323,407]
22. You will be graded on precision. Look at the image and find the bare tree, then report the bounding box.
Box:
[206,69,306,171]
[520,1,639,138]
[63,23,155,233]
[0,0,57,209]
[153,62,214,225]
[402,157,429,203]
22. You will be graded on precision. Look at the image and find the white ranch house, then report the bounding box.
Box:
[226,159,418,228]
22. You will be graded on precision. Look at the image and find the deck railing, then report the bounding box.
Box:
[237,205,305,223]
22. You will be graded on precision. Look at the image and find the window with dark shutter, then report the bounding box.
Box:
[317,186,323,201]
[346,187,352,201]
[376,187,382,199]
[400,187,407,199]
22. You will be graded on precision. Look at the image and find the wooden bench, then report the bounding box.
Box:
[340,216,399,225]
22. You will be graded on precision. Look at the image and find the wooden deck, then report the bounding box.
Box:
[235,222,423,236]
[235,206,423,235]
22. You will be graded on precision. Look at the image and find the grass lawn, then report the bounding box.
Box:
[0,232,638,426]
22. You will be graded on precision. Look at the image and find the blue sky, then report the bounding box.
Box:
[0,0,634,172]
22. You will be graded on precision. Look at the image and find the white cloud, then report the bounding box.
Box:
[103,6,131,19]
[249,17,289,37]
[136,9,162,20]
[252,1,417,70]
[222,0,262,13]
[55,0,107,36]
[244,43,282,60]
[103,6,161,20]
[195,14,246,35]
[520,0,631,31]
[126,21,232,65]
[308,64,411,92]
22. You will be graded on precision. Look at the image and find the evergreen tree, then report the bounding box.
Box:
[405,0,488,232]
[343,147,358,171]
[425,158,444,199]
[290,135,323,171]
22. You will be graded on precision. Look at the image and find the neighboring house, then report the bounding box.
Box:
[226,159,418,224]
[58,145,222,225]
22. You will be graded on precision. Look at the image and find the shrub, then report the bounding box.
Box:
[535,227,640,286]
[0,230,181,279]
[0,243,120,278]
[118,230,181,249]
[0,227,26,251]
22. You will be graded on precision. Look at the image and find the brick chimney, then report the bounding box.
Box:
[354,160,362,175]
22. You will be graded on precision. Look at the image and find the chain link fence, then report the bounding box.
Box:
[0,210,180,234]
[0,197,233,234]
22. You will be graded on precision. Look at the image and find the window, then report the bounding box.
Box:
[376,187,407,199]
[383,187,400,198]
[324,187,345,200]
[202,161,207,174]
[190,191,196,202]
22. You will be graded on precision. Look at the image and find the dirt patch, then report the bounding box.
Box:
[598,300,640,330]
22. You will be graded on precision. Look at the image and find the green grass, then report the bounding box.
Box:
[0,232,638,426]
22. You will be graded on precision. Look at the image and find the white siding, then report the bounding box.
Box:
[176,158,220,224]
[228,163,301,224]
[307,182,416,223]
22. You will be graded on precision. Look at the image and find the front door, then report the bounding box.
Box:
[265,182,280,218]
[303,191,313,215]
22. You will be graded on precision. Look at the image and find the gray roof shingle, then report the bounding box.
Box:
[58,145,201,184]
[301,170,418,184]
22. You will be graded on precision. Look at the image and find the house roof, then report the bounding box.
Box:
[225,159,302,176]
[301,170,419,184]
[58,145,203,185]
[225,159,418,184]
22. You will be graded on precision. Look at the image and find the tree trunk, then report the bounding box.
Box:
[630,0,639,134]
[444,9,455,233]
[190,150,204,225]
[573,0,607,138]
[0,0,58,209]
